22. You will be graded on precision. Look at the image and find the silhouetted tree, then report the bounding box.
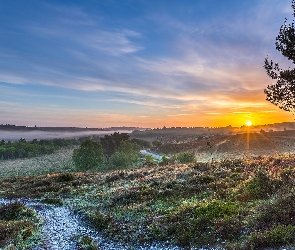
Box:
[264,0,295,112]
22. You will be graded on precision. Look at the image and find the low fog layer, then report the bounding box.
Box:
[0,130,133,142]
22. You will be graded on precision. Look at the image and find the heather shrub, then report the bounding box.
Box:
[75,235,97,250]
[246,225,295,249]
[0,202,38,249]
[57,172,75,182]
[176,151,196,164]
[245,171,276,200]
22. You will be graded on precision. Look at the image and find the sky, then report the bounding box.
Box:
[1,0,295,128]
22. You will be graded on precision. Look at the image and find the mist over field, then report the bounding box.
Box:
[0,130,133,142]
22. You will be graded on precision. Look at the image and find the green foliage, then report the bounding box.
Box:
[0,202,28,221]
[108,140,140,168]
[56,172,75,182]
[152,200,240,247]
[144,154,156,165]
[247,225,295,249]
[0,138,79,160]
[73,140,104,171]
[159,155,170,165]
[176,151,196,164]
[245,171,277,200]
[253,192,295,230]
[42,197,63,206]
[0,202,39,249]
[264,0,295,113]
[75,235,98,250]
[195,200,239,219]
[100,132,130,158]
[88,211,112,230]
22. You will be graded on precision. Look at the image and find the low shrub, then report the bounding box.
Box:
[244,171,278,200]
[253,192,295,230]
[246,225,295,249]
[88,211,112,230]
[0,202,39,249]
[176,151,196,164]
[150,200,241,247]
[57,172,75,182]
[75,235,98,250]
[0,202,27,221]
[144,155,156,165]
[42,197,63,206]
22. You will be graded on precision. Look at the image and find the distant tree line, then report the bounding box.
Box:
[0,133,151,169]
[0,138,80,160]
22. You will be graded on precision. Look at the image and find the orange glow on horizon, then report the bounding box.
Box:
[36,105,295,128]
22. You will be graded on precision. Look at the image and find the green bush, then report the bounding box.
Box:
[159,155,170,165]
[245,171,276,200]
[75,235,97,250]
[0,202,27,221]
[108,140,140,168]
[72,139,104,171]
[57,172,75,182]
[88,211,112,230]
[151,200,241,247]
[246,225,295,249]
[144,154,156,165]
[0,202,39,249]
[176,151,196,164]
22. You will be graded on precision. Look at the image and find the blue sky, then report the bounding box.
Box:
[1,0,294,128]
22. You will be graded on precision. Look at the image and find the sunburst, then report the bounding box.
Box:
[246,120,252,127]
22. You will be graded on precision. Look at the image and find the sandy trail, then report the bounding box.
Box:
[0,199,184,250]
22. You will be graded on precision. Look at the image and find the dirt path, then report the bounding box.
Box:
[0,199,184,250]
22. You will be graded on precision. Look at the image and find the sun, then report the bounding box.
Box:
[246,120,252,127]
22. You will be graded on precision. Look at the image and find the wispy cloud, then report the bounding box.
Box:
[0,1,294,127]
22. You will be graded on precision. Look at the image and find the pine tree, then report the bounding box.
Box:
[264,0,295,112]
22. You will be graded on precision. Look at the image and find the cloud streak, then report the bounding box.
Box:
[0,1,294,127]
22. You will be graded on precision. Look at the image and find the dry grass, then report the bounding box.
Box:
[0,148,75,178]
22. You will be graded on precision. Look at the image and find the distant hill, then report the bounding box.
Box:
[0,124,146,132]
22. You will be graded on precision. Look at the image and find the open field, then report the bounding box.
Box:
[1,149,295,248]
[0,148,75,178]
[152,130,295,162]
[2,132,295,249]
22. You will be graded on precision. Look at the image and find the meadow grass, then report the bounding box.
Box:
[0,148,75,178]
[1,151,295,249]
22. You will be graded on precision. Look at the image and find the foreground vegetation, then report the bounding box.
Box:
[0,202,40,249]
[1,149,295,249]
